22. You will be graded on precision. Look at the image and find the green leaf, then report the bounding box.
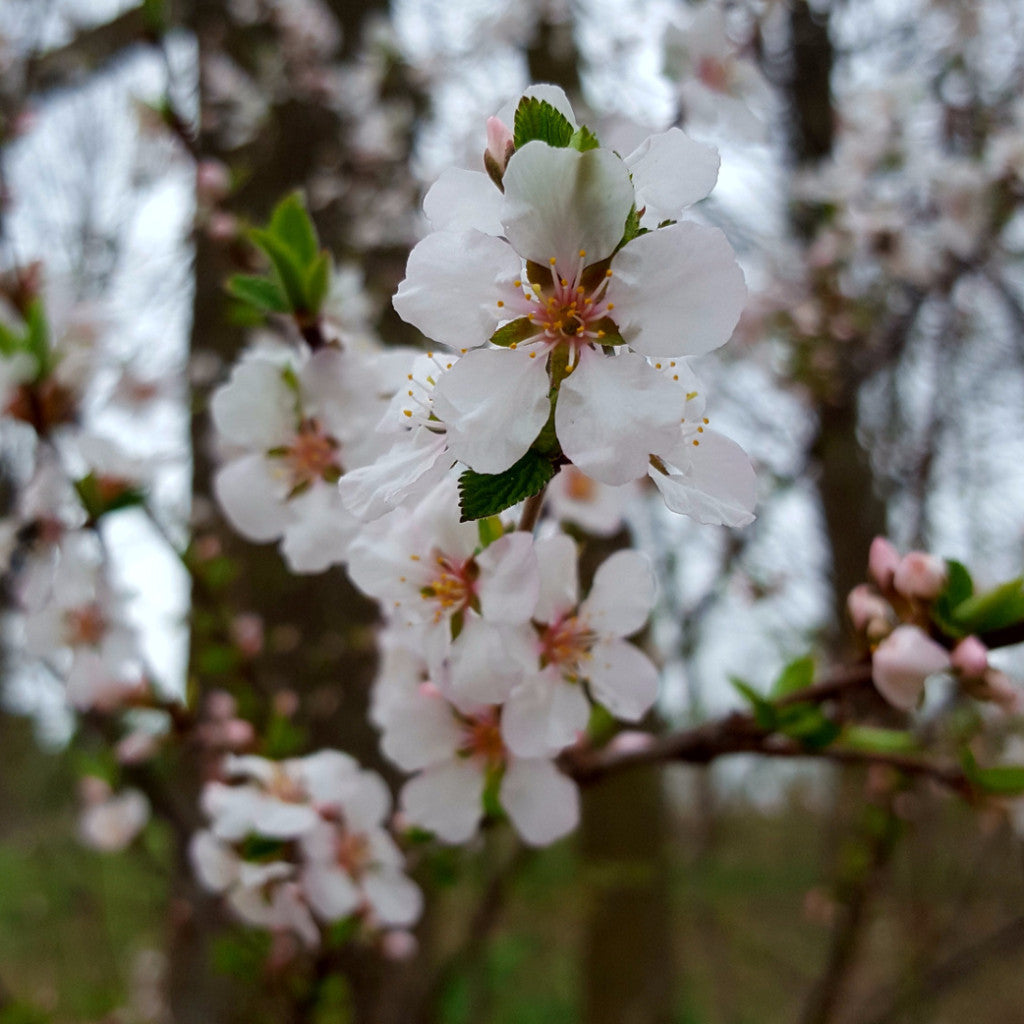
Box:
[196,643,241,677]
[776,704,840,749]
[569,125,601,152]
[477,516,504,549]
[839,725,919,754]
[962,750,1024,795]
[490,316,540,348]
[226,274,290,313]
[951,577,1024,635]
[618,205,646,250]
[513,97,574,150]
[730,677,776,730]
[269,191,320,267]
[0,320,21,357]
[931,559,975,637]
[24,301,50,377]
[458,448,556,521]
[304,252,332,315]
[73,472,145,520]
[771,654,815,698]
[250,227,308,312]
[262,714,307,759]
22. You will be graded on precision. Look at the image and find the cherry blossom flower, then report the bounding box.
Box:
[872,624,951,710]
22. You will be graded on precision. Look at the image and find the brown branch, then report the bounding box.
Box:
[563,662,971,798]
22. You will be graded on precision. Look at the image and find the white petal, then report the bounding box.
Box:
[444,619,523,705]
[582,550,656,638]
[651,430,756,527]
[502,672,590,757]
[424,168,505,235]
[393,230,520,350]
[556,350,682,485]
[586,639,660,721]
[401,760,485,843]
[190,830,238,892]
[625,128,720,222]
[380,691,461,772]
[211,356,295,448]
[502,143,634,268]
[303,863,360,922]
[500,759,579,846]
[214,455,289,542]
[533,533,579,623]
[363,870,423,927]
[477,531,540,624]
[607,222,746,357]
[280,484,358,573]
[433,348,551,474]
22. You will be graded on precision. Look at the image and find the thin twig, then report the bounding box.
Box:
[518,487,547,533]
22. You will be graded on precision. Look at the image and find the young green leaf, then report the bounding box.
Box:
[962,750,1024,795]
[951,577,1024,635]
[771,654,815,698]
[839,725,919,754]
[729,677,777,730]
[268,191,320,267]
[458,449,556,521]
[513,97,575,150]
[490,317,541,348]
[569,125,601,152]
[226,274,291,314]
[249,228,309,312]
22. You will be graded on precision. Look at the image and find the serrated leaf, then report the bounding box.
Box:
[458,449,556,521]
[269,191,320,266]
[951,577,1024,635]
[304,252,331,315]
[250,228,308,312]
[962,750,1024,795]
[569,125,601,152]
[840,725,920,754]
[730,677,777,730]
[513,97,574,150]
[226,274,290,313]
[771,655,815,698]
[618,205,646,250]
[490,316,540,348]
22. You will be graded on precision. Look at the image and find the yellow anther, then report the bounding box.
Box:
[702,417,709,424]
[514,279,522,288]
[655,362,662,369]
[597,330,606,338]
[497,300,504,308]
[529,352,537,358]
[579,249,586,258]
[427,351,433,357]
[672,374,679,381]
[686,391,698,401]
[697,426,704,433]
[446,362,452,369]
[510,342,518,349]
[410,554,420,561]
[407,373,413,380]
[560,278,568,287]
[549,257,557,265]
[605,269,613,278]
[670,361,676,367]
[532,282,542,294]
[461,348,468,353]
[403,409,413,417]
[607,303,614,310]
[576,286,585,294]
[692,439,699,446]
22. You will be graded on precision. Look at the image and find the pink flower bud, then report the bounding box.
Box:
[206,210,239,243]
[847,584,892,633]
[222,718,256,750]
[79,775,112,805]
[951,635,988,680]
[231,613,264,657]
[115,730,161,764]
[893,551,947,601]
[205,689,237,721]
[380,930,418,961]
[868,537,901,590]
[608,730,655,755]
[196,159,232,203]
[486,116,514,167]
[872,625,951,710]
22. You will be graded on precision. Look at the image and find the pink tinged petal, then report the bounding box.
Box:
[214,455,290,542]
[556,350,682,485]
[303,864,361,922]
[582,550,656,638]
[587,639,660,721]
[392,230,521,350]
[502,143,635,268]
[433,348,551,474]
[363,870,424,927]
[872,625,951,711]
[381,693,462,772]
[211,357,295,448]
[401,760,485,844]
[625,128,720,222]
[650,430,756,527]
[533,533,579,623]
[500,759,580,846]
[477,531,540,624]
[423,168,505,235]
[607,222,747,357]
[502,672,591,757]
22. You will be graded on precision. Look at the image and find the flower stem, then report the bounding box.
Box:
[518,487,547,533]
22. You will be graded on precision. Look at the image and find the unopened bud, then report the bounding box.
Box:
[872,624,950,711]
[196,159,232,204]
[868,537,901,590]
[847,584,892,633]
[222,718,256,750]
[381,930,418,961]
[951,635,988,680]
[484,116,515,188]
[893,551,947,601]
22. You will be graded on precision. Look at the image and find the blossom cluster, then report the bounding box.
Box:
[849,537,1019,712]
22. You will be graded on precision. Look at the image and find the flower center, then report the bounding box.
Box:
[283,420,340,488]
[64,603,107,646]
[458,709,505,765]
[539,615,594,675]
[420,555,476,621]
[564,466,597,502]
[335,831,372,876]
[523,253,615,352]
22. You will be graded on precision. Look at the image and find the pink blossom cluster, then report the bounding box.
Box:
[849,537,1018,712]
